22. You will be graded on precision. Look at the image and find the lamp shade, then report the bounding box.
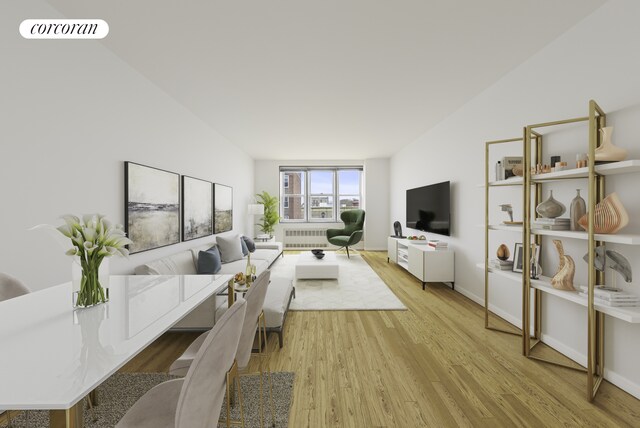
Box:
[248,203,264,215]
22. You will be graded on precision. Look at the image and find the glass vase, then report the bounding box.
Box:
[72,257,110,308]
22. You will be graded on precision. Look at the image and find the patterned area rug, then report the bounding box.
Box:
[271,252,406,310]
[3,371,294,428]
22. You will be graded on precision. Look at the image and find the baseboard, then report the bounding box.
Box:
[538,333,587,367]
[364,247,387,251]
[603,368,640,400]
[455,286,522,329]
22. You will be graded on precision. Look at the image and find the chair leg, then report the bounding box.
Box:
[258,317,265,428]
[226,371,232,428]
[262,315,276,427]
[346,246,350,258]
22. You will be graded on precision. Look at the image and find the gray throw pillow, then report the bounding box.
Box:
[198,246,222,274]
[242,236,256,253]
[240,237,249,256]
[216,234,244,263]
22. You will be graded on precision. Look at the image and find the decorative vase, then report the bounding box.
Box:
[569,189,586,231]
[530,243,541,280]
[72,257,109,308]
[595,126,627,163]
[536,190,566,218]
[245,253,255,286]
[578,192,629,234]
[551,240,575,291]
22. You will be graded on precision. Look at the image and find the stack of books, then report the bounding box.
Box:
[578,286,639,307]
[532,217,570,231]
[428,240,448,250]
[489,259,514,270]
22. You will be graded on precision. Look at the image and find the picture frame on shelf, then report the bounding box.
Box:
[513,243,524,273]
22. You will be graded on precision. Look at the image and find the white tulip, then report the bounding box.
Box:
[57,224,74,238]
[83,227,97,243]
[65,248,78,256]
[61,215,80,228]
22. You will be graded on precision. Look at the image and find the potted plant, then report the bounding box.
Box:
[255,191,280,238]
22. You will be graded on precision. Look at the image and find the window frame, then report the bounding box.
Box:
[279,167,363,223]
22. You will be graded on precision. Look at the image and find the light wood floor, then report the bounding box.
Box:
[123,251,640,427]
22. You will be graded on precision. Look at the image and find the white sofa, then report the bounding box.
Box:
[135,239,295,347]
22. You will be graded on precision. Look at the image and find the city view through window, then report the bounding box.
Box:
[280,168,362,221]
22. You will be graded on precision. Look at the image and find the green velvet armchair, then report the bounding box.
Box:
[326,209,365,258]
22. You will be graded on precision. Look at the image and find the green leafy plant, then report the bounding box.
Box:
[255,191,280,236]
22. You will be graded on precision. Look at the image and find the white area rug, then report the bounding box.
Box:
[270,253,406,311]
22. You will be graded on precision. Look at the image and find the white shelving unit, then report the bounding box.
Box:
[388,237,455,291]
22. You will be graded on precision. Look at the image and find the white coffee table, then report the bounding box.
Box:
[295,251,340,279]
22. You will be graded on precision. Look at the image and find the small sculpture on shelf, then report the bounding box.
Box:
[496,244,510,261]
[551,240,576,291]
[583,246,632,285]
[595,126,627,163]
[499,204,521,225]
[577,192,629,234]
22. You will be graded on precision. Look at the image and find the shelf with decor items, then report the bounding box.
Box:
[388,237,454,291]
[521,99,640,401]
[476,263,640,323]
[483,134,541,337]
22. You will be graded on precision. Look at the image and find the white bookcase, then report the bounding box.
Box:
[387,237,455,290]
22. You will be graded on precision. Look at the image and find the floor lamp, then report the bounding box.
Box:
[248,203,264,238]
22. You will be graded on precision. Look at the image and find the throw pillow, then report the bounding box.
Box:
[240,237,249,256]
[197,246,222,274]
[242,236,256,253]
[216,234,244,263]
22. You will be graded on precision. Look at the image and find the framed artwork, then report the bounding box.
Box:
[214,183,233,233]
[182,176,213,241]
[512,243,540,273]
[125,162,181,254]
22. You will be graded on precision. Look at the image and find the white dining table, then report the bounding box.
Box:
[0,274,232,427]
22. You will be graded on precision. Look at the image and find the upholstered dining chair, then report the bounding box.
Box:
[1,272,30,428]
[116,298,247,428]
[170,270,275,427]
[326,209,365,258]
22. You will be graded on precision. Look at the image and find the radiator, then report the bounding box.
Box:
[284,228,331,249]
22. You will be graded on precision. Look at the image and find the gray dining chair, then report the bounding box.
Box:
[116,298,247,428]
[170,270,275,427]
[1,272,30,428]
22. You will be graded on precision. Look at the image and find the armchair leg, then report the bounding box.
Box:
[346,246,350,258]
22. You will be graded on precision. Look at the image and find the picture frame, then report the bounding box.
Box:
[512,242,540,273]
[214,183,233,234]
[182,175,213,242]
[513,243,524,273]
[125,162,181,254]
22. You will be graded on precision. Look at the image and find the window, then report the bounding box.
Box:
[280,167,363,222]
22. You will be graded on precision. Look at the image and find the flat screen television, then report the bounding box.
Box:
[406,181,450,236]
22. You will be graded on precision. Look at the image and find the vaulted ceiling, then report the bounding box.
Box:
[47,0,605,159]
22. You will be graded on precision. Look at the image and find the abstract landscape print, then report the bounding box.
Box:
[182,176,213,241]
[125,162,180,254]
[214,183,233,233]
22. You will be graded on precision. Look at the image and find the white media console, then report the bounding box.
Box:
[387,237,455,290]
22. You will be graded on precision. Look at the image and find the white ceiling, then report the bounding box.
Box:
[48,0,605,160]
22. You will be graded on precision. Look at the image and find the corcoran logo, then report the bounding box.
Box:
[19,19,109,39]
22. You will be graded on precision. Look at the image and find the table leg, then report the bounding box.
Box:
[50,402,83,428]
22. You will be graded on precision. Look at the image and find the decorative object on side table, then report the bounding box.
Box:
[496,244,510,261]
[583,246,632,285]
[536,190,566,218]
[569,189,586,231]
[58,214,132,308]
[255,191,280,238]
[245,252,256,285]
[551,240,575,291]
[595,126,627,163]
[577,192,629,234]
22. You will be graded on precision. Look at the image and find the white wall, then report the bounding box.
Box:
[0,1,254,291]
[390,0,640,398]
[254,158,389,248]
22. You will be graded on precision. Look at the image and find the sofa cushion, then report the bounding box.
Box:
[217,234,244,263]
[197,246,222,274]
[241,236,256,253]
[252,248,281,267]
[134,251,197,275]
[240,238,249,256]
